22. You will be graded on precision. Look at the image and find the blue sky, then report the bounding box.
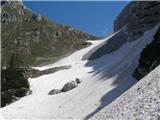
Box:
[23,1,129,37]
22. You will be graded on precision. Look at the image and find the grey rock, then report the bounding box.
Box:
[48,89,61,95]
[76,78,81,84]
[62,81,78,92]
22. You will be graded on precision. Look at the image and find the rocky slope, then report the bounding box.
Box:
[92,65,160,120]
[1,0,97,67]
[84,1,160,60]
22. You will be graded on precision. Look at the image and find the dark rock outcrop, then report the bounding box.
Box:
[133,27,160,80]
[76,78,81,84]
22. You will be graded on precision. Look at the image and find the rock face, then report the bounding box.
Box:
[1,1,98,68]
[92,66,160,120]
[133,27,160,80]
[62,81,78,92]
[114,1,160,41]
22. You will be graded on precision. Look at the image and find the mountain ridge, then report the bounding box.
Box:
[1,0,98,67]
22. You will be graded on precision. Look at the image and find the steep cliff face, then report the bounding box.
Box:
[114,1,160,41]
[1,1,97,67]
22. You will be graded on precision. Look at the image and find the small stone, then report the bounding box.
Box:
[137,87,141,91]
[76,78,81,84]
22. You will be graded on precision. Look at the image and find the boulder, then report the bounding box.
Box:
[76,78,81,84]
[48,89,61,95]
[62,81,78,92]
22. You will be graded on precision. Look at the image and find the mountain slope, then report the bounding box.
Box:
[1,1,160,119]
[1,0,98,108]
[92,65,160,120]
[1,22,159,120]
[1,1,97,67]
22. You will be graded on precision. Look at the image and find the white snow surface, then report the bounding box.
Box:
[1,24,159,120]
